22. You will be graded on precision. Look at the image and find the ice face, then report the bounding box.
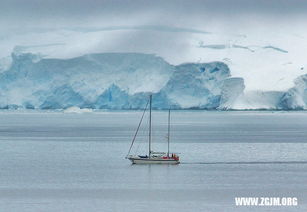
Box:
[232,91,285,110]
[162,62,236,109]
[279,74,307,110]
[218,78,245,109]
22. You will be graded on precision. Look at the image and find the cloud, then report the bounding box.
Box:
[1,0,307,29]
[70,25,210,34]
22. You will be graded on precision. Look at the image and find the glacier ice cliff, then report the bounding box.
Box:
[0,52,306,110]
[0,52,244,109]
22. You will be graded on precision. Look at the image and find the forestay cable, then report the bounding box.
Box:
[125,99,149,158]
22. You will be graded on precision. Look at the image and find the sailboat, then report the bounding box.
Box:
[126,94,180,164]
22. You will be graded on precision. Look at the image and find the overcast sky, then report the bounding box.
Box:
[1,0,307,30]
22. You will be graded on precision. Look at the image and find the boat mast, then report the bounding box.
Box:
[148,94,152,158]
[167,109,170,157]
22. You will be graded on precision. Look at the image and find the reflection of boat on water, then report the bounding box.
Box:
[126,95,180,165]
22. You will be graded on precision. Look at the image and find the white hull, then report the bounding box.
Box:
[128,157,180,164]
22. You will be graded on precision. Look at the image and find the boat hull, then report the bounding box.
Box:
[128,157,180,164]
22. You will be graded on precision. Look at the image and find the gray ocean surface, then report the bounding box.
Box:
[0,110,307,212]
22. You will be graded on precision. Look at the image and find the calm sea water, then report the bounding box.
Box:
[0,111,307,211]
